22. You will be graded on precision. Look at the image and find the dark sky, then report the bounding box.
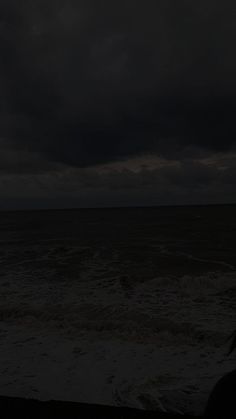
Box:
[1,0,236,209]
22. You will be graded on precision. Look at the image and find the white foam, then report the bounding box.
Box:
[0,256,235,416]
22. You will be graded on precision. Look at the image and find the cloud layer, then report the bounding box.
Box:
[0,152,235,209]
[1,0,236,172]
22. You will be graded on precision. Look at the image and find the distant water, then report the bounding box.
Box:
[0,205,236,283]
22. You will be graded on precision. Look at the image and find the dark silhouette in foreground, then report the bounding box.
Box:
[204,331,236,418]
[204,369,236,419]
[0,396,201,419]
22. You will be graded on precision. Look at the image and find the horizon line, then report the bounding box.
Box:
[0,202,236,213]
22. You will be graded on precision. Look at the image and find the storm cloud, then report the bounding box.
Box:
[1,0,236,172]
[1,152,236,209]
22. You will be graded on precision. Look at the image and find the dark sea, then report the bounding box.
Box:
[0,205,235,415]
[1,205,236,280]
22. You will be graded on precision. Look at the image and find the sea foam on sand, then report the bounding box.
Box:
[0,263,235,416]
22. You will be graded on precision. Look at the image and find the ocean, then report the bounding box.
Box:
[0,205,235,415]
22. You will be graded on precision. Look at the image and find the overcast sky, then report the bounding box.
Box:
[0,0,236,209]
